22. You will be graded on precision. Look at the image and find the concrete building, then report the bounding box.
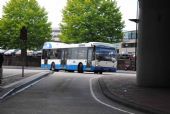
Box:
[120,30,136,55]
[51,28,61,42]
[113,30,137,55]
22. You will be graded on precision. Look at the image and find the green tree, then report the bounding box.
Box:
[0,0,52,49]
[60,0,124,43]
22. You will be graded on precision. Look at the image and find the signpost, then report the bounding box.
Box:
[20,26,27,77]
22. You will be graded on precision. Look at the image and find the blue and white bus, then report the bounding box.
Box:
[41,42,117,73]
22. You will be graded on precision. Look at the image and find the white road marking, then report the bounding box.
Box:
[89,77,135,114]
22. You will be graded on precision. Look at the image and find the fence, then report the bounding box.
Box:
[3,55,41,67]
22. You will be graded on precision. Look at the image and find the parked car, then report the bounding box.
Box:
[33,50,42,56]
[0,49,6,54]
[4,49,20,56]
[15,50,34,56]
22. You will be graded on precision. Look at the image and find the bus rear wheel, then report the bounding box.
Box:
[78,63,83,73]
[99,71,103,74]
[50,62,55,71]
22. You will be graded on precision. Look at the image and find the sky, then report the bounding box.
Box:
[0,0,137,31]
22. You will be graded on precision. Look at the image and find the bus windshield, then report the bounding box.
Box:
[96,47,116,61]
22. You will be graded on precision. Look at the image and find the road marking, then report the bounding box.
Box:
[89,77,135,114]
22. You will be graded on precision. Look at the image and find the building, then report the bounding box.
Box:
[114,30,137,55]
[51,28,61,42]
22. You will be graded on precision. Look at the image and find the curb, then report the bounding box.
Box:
[0,72,52,101]
[98,77,167,114]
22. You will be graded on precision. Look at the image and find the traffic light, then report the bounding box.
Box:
[20,26,27,40]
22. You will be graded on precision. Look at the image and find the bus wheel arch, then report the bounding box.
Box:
[78,62,84,73]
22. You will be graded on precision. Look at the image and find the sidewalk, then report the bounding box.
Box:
[0,67,51,100]
[99,74,170,114]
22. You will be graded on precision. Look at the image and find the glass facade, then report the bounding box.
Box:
[124,30,136,40]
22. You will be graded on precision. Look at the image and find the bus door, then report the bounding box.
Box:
[61,49,67,69]
[86,48,93,70]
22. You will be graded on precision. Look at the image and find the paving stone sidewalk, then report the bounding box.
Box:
[99,75,170,114]
[0,72,39,87]
[0,67,51,100]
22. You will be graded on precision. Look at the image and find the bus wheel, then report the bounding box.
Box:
[94,71,98,74]
[78,63,83,73]
[99,71,102,74]
[51,62,55,71]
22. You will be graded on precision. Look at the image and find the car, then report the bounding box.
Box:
[33,50,42,56]
[4,49,19,56]
[15,50,34,56]
[0,49,6,54]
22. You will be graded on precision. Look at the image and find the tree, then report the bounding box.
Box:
[0,0,52,50]
[60,0,124,43]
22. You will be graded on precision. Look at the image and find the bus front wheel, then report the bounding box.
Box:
[78,63,83,73]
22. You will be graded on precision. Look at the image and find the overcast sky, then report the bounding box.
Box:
[0,0,137,30]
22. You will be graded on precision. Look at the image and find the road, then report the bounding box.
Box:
[0,71,144,114]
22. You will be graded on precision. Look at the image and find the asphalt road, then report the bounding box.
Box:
[0,72,144,114]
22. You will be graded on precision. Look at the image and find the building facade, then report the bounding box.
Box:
[51,28,61,42]
[114,30,137,55]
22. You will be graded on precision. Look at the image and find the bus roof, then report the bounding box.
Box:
[42,42,115,49]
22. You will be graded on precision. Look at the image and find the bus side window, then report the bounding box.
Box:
[78,47,87,59]
[55,50,58,58]
[55,49,62,59]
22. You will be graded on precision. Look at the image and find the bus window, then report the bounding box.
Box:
[96,47,116,61]
[78,47,87,59]
[55,49,62,59]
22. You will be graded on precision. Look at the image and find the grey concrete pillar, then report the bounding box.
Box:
[137,0,170,87]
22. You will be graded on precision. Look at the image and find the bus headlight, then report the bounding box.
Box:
[111,58,116,63]
[96,63,100,67]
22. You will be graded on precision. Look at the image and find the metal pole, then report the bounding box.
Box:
[135,23,137,71]
[128,1,139,71]
[0,67,2,84]
[135,1,139,71]
[22,40,25,77]
[20,26,27,77]
[0,54,4,84]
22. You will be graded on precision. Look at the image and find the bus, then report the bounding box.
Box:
[41,42,117,74]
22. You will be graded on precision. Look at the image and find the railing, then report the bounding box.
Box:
[3,55,41,67]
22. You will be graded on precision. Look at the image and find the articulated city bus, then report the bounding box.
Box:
[41,42,117,74]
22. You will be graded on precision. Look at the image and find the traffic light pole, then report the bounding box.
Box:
[21,40,25,77]
[21,40,27,77]
[20,26,27,77]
